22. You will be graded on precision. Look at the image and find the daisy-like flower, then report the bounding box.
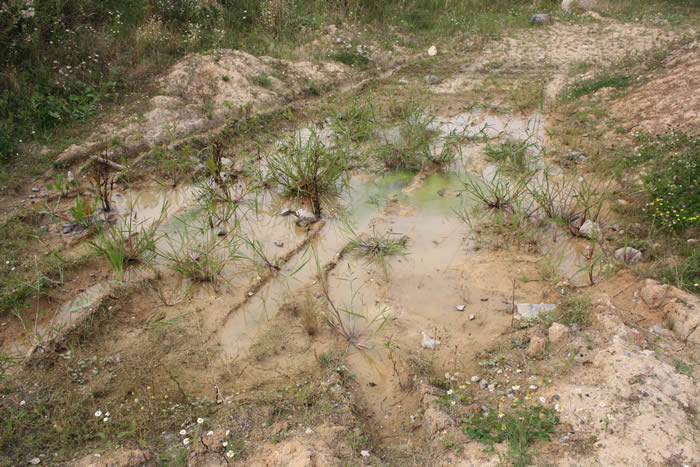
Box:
[94,410,102,417]
[606,414,614,421]
[555,403,563,413]
[525,394,532,400]
[498,412,504,419]
[514,398,520,403]
[447,389,454,395]
[105,412,110,417]
[501,424,506,431]
[512,385,520,391]
[207,430,214,436]
[539,412,545,419]
[599,401,606,408]
[183,438,191,446]
[103,417,109,423]
[444,373,450,379]
[450,400,456,406]
[529,385,537,390]
[539,397,546,404]
[459,385,466,389]
[222,441,228,447]
[226,450,235,458]
[498,402,503,408]
[180,429,187,436]
[197,417,204,424]
[488,383,495,391]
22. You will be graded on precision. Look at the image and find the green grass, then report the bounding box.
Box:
[251,72,273,88]
[566,72,633,99]
[484,138,534,174]
[462,403,559,466]
[329,50,371,67]
[344,225,408,273]
[264,130,349,217]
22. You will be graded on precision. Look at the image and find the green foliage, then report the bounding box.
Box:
[251,72,273,88]
[535,295,592,327]
[675,359,695,380]
[639,133,699,231]
[344,224,407,274]
[376,102,437,170]
[659,246,699,295]
[67,194,99,228]
[329,50,371,67]
[566,72,633,99]
[484,138,534,174]
[265,131,348,217]
[331,96,379,144]
[462,404,559,466]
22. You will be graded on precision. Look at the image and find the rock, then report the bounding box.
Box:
[295,214,318,227]
[547,166,563,177]
[640,279,670,307]
[469,314,475,321]
[566,151,587,164]
[423,406,452,436]
[67,170,76,185]
[280,208,296,217]
[274,241,284,247]
[616,199,629,206]
[562,0,597,12]
[360,450,370,458]
[217,230,227,237]
[663,294,700,344]
[455,305,465,312]
[650,325,663,335]
[421,331,440,349]
[614,247,642,265]
[70,450,157,467]
[398,78,408,85]
[578,219,600,239]
[428,46,437,56]
[31,187,39,192]
[548,323,570,344]
[471,376,480,382]
[516,303,556,320]
[29,459,40,465]
[527,336,547,357]
[531,13,553,25]
[220,157,233,169]
[424,75,440,85]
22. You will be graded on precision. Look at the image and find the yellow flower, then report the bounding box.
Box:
[501,424,506,430]
[539,413,545,419]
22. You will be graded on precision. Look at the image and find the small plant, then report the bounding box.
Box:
[330,49,371,67]
[537,295,591,327]
[566,71,632,99]
[462,402,559,466]
[159,228,238,291]
[674,360,695,380]
[526,170,577,222]
[331,96,379,144]
[462,169,533,212]
[0,351,17,383]
[87,202,167,280]
[376,103,437,170]
[265,131,348,218]
[91,160,116,212]
[485,138,535,174]
[344,224,407,274]
[251,72,272,88]
[67,194,99,228]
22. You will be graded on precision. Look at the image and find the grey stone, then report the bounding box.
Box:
[456,305,465,312]
[530,13,553,25]
[67,170,76,185]
[31,187,40,192]
[527,336,547,357]
[516,303,556,319]
[650,325,663,335]
[424,75,441,85]
[280,208,296,217]
[469,314,475,321]
[220,157,233,169]
[274,241,284,247]
[578,219,600,239]
[548,166,563,177]
[421,331,440,349]
[614,247,642,265]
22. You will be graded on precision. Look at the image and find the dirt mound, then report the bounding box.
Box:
[610,41,699,134]
[56,50,345,165]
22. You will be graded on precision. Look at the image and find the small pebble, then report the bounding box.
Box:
[456,305,465,312]
[469,314,475,321]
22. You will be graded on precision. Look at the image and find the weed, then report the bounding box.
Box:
[251,72,273,88]
[376,102,437,170]
[265,131,348,218]
[67,194,99,228]
[331,96,379,144]
[344,224,407,274]
[675,360,695,380]
[330,50,371,67]
[462,403,559,466]
[87,202,167,281]
[566,72,633,99]
[90,160,116,212]
[485,138,535,174]
[462,169,533,212]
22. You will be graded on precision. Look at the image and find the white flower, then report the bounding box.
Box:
[555,403,563,413]
[226,450,235,458]
[94,410,102,417]
[606,414,614,421]
[179,429,187,436]
[225,429,230,436]
[222,441,228,447]
[446,389,453,395]
[207,430,214,436]
[103,417,109,423]
[183,438,191,445]
[529,385,537,390]
[105,412,110,417]
[512,385,520,391]
[19,400,26,406]
[539,397,546,404]
[450,400,456,406]
[197,417,204,424]
[599,401,606,407]
[498,412,504,418]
